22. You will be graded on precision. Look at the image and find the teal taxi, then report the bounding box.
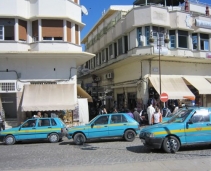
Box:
[0,118,67,145]
[67,113,140,145]
[139,107,211,153]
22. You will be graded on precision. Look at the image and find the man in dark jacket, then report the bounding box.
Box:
[133,108,141,125]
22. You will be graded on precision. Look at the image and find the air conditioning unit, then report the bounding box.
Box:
[106,73,113,79]
[110,54,114,59]
[95,77,101,82]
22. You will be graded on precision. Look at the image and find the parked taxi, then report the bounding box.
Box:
[67,113,140,145]
[139,107,211,153]
[0,118,67,145]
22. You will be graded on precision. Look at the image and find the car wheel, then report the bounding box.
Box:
[124,130,136,142]
[73,133,86,145]
[4,135,16,145]
[48,133,59,143]
[162,136,180,153]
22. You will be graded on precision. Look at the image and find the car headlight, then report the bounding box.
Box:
[146,132,154,138]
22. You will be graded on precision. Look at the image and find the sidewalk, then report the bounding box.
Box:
[7,157,211,171]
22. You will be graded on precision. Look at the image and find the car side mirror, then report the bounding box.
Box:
[19,126,22,131]
[91,123,94,128]
[187,119,193,124]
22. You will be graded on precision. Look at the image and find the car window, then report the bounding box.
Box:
[94,116,108,125]
[38,119,50,127]
[111,115,127,123]
[22,119,37,128]
[191,109,210,123]
[51,119,57,126]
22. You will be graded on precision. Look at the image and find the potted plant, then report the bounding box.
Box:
[164,37,170,43]
[149,37,154,43]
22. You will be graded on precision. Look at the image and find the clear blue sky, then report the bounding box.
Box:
[80,0,210,41]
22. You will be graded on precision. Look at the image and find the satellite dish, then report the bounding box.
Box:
[81,5,88,15]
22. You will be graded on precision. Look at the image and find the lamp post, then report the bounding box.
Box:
[156,31,169,108]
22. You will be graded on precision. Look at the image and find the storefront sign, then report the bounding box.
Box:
[206,52,211,58]
[195,19,211,29]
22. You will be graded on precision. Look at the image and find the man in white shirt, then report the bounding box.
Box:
[147,104,155,125]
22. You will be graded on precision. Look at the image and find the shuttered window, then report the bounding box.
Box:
[42,19,63,38]
[32,20,38,41]
[75,24,79,45]
[67,21,71,42]
[19,19,27,41]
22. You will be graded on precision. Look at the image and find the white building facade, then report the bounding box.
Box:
[79,1,211,113]
[0,0,94,124]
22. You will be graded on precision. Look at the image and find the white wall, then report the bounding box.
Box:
[129,29,137,50]
[0,57,77,80]
[30,42,82,52]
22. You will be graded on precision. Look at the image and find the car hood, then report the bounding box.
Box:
[1,127,20,133]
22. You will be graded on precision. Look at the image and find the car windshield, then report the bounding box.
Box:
[167,109,193,123]
[87,115,99,124]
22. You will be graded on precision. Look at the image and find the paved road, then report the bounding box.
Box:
[0,137,211,170]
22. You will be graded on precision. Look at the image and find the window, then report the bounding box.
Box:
[22,119,37,128]
[145,26,150,45]
[39,119,51,127]
[124,36,128,53]
[51,119,57,126]
[109,44,113,58]
[178,30,188,48]
[200,33,209,51]
[191,110,210,123]
[106,48,108,61]
[111,115,127,124]
[114,42,117,57]
[118,37,123,55]
[192,33,198,50]
[43,37,62,41]
[102,49,105,63]
[94,116,108,125]
[0,25,3,40]
[99,52,101,65]
[152,26,165,46]
[169,30,176,48]
[137,27,142,46]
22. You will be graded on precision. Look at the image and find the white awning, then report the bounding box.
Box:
[149,75,195,100]
[183,76,211,94]
[22,84,77,111]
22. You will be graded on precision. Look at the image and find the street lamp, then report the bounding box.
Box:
[153,31,169,108]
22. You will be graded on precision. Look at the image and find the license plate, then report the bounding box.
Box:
[141,139,145,143]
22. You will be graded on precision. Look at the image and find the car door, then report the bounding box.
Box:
[36,118,52,139]
[18,119,37,140]
[88,115,109,138]
[185,109,211,143]
[109,114,128,136]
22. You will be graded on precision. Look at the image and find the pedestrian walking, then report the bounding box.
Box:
[152,107,162,125]
[147,103,155,125]
[133,108,141,125]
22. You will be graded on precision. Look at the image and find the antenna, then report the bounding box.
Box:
[81,5,88,15]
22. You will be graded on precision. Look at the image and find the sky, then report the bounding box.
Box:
[80,0,210,42]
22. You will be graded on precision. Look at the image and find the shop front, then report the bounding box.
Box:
[146,75,211,109]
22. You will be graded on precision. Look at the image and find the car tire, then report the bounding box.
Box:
[48,133,59,143]
[4,135,16,145]
[73,133,86,145]
[162,136,180,153]
[124,130,136,142]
